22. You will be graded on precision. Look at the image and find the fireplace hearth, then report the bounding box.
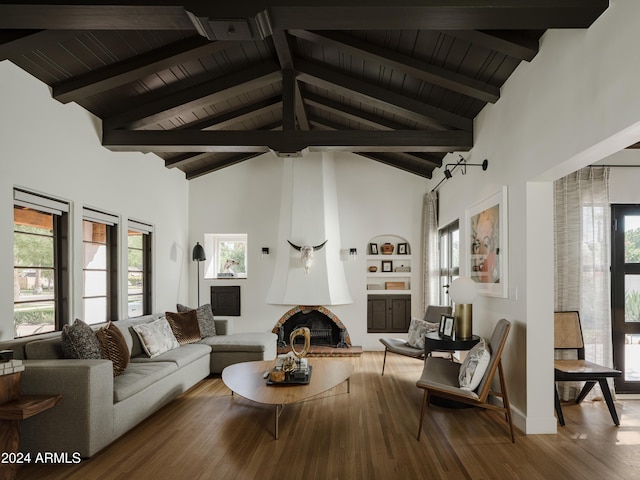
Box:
[272,306,352,350]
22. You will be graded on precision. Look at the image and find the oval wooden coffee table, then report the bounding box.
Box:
[222,359,354,439]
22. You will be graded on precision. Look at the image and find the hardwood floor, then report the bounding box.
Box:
[15,352,640,480]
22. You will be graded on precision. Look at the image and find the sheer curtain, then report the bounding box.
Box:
[423,191,440,312]
[554,166,612,400]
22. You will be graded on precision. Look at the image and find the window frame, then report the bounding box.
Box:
[439,220,460,306]
[204,233,248,279]
[127,221,153,317]
[13,189,70,338]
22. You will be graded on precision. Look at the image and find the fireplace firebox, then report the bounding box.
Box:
[272,306,351,349]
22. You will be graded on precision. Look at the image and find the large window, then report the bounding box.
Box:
[82,208,118,324]
[439,220,460,306]
[127,220,153,317]
[204,234,247,279]
[13,189,69,338]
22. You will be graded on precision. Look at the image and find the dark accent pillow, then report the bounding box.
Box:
[96,322,130,377]
[61,319,102,359]
[166,310,202,345]
[176,303,216,337]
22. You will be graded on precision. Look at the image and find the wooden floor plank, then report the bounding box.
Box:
[15,352,640,480]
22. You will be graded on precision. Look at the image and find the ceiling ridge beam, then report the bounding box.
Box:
[53,36,234,104]
[447,30,538,62]
[102,129,473,154]
[290,29,500,104]
[103,61,281,129]
[295,59,472,132]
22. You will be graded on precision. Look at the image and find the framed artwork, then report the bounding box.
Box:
[442,315,455,339]
[381,260,393,272]
[465,186,508,298]
[369,243,379,255]
[397,242,408,254]
[438,314,448,337]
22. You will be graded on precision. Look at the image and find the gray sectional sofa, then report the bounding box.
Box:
[0,313,276,458]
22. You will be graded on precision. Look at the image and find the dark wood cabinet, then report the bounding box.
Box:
[367,294,411,333]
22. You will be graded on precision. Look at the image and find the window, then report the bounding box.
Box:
[13,189,69,338]
[82,208,118,324]
[204,234,247,279]
[439,220,460,306]
[127,220,153,317]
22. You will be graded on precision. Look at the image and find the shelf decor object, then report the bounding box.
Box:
[381,243,394,254]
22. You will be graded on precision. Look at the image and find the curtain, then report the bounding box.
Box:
[554,166,612,400]
[422,191,440,312]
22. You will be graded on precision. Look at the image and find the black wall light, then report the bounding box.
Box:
[432,156,489,192]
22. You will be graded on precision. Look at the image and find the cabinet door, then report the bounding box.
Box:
[390,296,411,331]
[367,296,388,332]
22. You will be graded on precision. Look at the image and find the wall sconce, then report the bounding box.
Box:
[261,247,270,259]
[444,156,488,179]
[349,248,357,261]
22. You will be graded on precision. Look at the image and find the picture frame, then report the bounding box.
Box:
[397,242,408,255]
[438,314,448,337]
[381,260,393,272]
[442,315,455,339]
[369,243,379,255]
[465,186,508,298]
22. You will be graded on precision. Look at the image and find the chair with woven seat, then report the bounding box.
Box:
[554,311,621,426]
[416,318,515,443]
[379,305,451,375]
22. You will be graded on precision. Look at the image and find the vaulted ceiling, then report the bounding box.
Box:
[0,1,609,179]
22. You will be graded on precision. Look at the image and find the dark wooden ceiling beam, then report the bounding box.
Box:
[164,152,211,169]
[305,93,397,131]
[271,29,309,130]
[0,4,194,30]
[103,61,281,129]
[102,128,473,154]
[53,36,234,104]
[0,29,85,61]
[357,153,435,179]
[290,30,500,103]
[447,30,539,62]
[295,59,472,132]
[181,97,282,131]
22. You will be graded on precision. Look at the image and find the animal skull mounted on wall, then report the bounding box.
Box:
[287,240,328,274]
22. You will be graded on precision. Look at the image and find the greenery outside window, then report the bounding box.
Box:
[204,234,247,279]
[13,189,69,338]
[127,220,153,317]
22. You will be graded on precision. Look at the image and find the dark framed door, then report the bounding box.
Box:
[611,204,640,393]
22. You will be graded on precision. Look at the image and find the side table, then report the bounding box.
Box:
[0,371,61,480]
[423,332,480,408]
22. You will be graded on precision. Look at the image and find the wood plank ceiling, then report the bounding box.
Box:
[0,1,609,179]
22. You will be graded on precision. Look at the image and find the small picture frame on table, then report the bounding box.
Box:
[442,315,455,339]
[397,242,408,254]
[438,314,447,337]
[369,243,379,255]
[381,260,393,272]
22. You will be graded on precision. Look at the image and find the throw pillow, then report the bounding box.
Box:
[131,317,180,358]
[177,303,216,337]
[96,321,130,376]
[166,310,201,345]
[458,339,491,391]
[406,317,433,350]
[61,319,102,359]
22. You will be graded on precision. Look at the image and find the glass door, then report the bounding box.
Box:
[611,204,640,393]
[439,220,459,306]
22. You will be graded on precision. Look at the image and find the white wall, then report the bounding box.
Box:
[0,60,190,340]
[432,0,640,433]
[188,151,427,349]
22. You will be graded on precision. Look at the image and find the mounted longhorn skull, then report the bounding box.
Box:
[287,240,328,274]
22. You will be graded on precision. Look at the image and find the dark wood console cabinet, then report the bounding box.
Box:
[367,294,411,333]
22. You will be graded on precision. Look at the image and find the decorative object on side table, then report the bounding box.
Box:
[449,276,478,340]
[0,350,14,363]
[442,315,455,339]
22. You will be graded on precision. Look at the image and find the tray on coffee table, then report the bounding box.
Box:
[266,366,312,385]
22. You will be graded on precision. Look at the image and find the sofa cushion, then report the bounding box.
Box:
[96,321,130,376]
[177,303,216,337]
[131,317,179,358]
[200,333,273,352]
[166,310,201,345]
[113,361,178,403]
[130,344,211,369]
[61,319,102,359]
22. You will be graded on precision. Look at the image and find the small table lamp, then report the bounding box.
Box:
[449,276,478,340]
